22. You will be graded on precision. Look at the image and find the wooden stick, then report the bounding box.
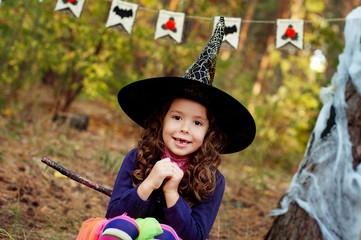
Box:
[41,156,112,197]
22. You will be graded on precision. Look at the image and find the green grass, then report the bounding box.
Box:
[0,151,4,162]
[2,119,26,140]
[0,228,16,240]
[0,196,21,239]
[96,149,125,174]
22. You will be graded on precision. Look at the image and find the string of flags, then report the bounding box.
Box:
[55,0,311,50]
[5,0,348,51]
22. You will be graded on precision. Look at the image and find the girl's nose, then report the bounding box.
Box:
[180,122,190,133]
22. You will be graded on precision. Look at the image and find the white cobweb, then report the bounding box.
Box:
[269,7,361,240]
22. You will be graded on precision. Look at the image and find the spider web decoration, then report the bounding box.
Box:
[212,16,241,50]
[183,17,225,85]
[270,7,361,240]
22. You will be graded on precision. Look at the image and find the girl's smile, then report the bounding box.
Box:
[162,98,209,159]
[173,137,191,145]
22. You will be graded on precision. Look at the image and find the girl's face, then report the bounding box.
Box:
[162,98,209,159]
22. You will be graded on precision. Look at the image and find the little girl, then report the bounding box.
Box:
[77,17,255,240]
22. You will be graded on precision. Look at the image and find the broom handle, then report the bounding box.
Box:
[41,156,112,197]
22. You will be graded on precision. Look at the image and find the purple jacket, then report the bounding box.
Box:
[105,148,225,240]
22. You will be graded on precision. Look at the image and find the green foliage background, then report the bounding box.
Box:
[0,0,347,171]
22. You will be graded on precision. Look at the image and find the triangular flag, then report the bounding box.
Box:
[276,19,304,50]
[213,16,241,49]
[54,0,86,18]
[106,0,138,34]
[154,10,185,44]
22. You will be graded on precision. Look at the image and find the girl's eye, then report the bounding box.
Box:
[173,116,181,120]
[194,121,202,126]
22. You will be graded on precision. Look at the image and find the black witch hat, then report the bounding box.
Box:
[117,17,255,153]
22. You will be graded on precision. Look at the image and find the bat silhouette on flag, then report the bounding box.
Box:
[113,6,133,19]
[225,25,237,35]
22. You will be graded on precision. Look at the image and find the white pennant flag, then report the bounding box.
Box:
[276,19,304,50]
[213,16,242,49]
[155,10,185,44]
[106,0,138,34]
[55,0,86,18]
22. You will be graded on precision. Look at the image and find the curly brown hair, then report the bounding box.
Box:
[131,99,227,206]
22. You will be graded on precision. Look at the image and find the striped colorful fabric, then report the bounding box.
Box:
[155,224,182,240]
[100,215,139,240]
[77,212,182,240]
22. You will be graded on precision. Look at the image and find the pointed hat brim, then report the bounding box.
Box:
[117,76,256,153]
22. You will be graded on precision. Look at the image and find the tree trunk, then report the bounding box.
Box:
[265,202,323,240]
[264,78,361,240]
[169,0,179,11]
[345,79,361,168]
[343,0,360,17]
[238,0,258,53]
[252,0,291,96]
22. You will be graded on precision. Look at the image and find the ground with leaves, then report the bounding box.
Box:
[0,86,291,240]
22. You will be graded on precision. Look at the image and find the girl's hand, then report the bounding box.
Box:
[137,158,174,200]
[163,162,184,194]
[163,162,184,208]
[147,158,176,189]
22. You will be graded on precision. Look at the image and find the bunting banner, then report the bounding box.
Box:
[213,16,242,49]
[3,0,348,53]
[276,19,304,50]
[106,0,138,34]
[154,10,185,44]
[55,0,86,18]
